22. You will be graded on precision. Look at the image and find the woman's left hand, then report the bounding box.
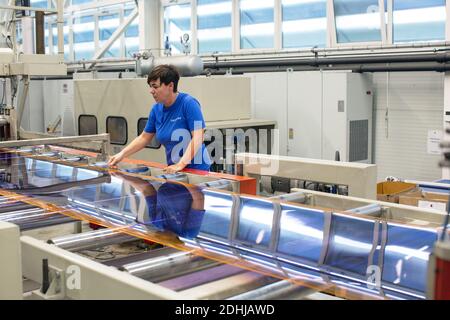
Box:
[163,162,186,174]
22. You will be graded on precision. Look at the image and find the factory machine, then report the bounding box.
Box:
[0,137,449,300]
[71,58,276,173]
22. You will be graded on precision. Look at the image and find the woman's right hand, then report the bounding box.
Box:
[107,152,124,167]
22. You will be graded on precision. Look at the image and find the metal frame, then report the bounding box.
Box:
[3,132,111,159]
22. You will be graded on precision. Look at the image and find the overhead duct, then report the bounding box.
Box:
[136,55,204,77]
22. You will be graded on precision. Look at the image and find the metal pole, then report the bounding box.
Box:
[48,228,137,251]
[57,0,64,58]
[35,10,45,54]
[0,133,110,148]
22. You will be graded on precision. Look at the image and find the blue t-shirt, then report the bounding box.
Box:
[144,92,211,171]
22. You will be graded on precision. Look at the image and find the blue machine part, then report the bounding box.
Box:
[324,213,376,276]
[382,223,437,293]
[236,197,274,247]
[277,204,325,264]
[199,190,234,239]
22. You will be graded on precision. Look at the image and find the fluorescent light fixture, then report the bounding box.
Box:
[394,7,445,24]
[73,22,95,32]
[240,0,274,11]
[198,27,232,40]
[165,4,191,19]
[198,2,232,16]
[241,22,274,36]
[282,17,326,33]
[336,12,380,30]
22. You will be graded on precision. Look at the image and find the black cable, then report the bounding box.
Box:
[441,195,450,241]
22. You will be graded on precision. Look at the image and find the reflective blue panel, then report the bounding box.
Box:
[334,0,381,43]
[240,0,274,49]
[382,224,437,293]
[70,184,97,202]
[278,204,325,263]
[77,168,101,181]
[55,165,74,182]
[282,0,327,48]
[324,214,375,276]
[197,0,232,53]
[34,160,54,178]
[393,0,445,43]
[236,197,273,247]
[98,178,122,207]
[200,190,233,238]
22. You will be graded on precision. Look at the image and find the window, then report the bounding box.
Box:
[71,0,94,5]
[164,3,192,55]
[30,0,48,8]
[334,0,382,43]
[137,118,161,149]
[240,0,274,49]
[106,116,128,145]
[99,12,121,57]
[393,0,445,43]
[282,0,327,49]
[124,7,139,57]
[78,115,98,136]
[197,0,232,54]
[51,20,70,60]
[73,14,95,60]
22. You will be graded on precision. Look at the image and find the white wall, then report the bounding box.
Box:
[250,70,444,182]
[372,72,444,181]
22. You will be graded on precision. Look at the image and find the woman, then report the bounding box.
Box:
[108,64,211,173]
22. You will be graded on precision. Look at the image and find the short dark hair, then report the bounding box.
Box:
[147,64,180,92]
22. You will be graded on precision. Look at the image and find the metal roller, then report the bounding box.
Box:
[18,214,76,231]
[48,228,137,251]
[119,251,204,279]
[227,280,317,300]
[0,203,36,213]
[0,208,46,221]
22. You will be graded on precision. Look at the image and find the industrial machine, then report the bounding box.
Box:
[71,74,276,173]
[0,1,66,142]
[0,141,448,300]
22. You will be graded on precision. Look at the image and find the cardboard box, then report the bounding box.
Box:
[376,181,417,203]
[399,190,449,211]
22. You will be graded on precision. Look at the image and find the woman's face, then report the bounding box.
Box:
[149,79,173,104]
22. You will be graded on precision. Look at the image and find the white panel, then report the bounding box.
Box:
[287,71,322,158]
[61,80,75,136]
[247,72,288,156]
[322,72,347,161]
[23,81,44,132]
[373,72,443,181]
[0,222,22,299]
[43,80,63,133]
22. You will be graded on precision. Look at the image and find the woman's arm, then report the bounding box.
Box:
[108,131,155,166]
[163,128,204,173]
